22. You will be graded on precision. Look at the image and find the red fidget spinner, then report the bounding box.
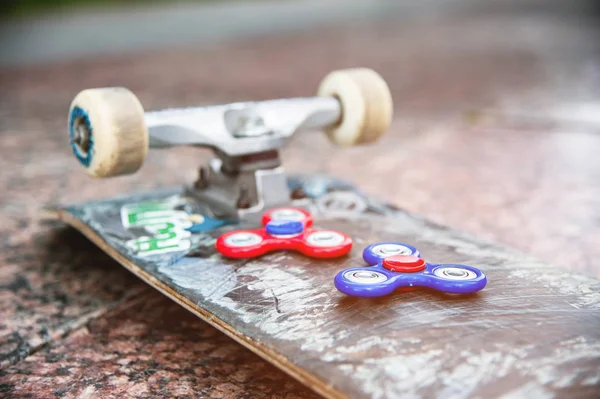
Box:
[216,207,353,259]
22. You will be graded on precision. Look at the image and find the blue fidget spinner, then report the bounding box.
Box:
[334,242,487,297]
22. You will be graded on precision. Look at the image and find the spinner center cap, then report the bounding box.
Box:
[266,219,304,236]
[383,255,426,273]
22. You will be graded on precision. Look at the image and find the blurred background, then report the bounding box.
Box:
[1,0,599,276]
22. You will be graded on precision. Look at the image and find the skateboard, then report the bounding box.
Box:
[55,69,600,398]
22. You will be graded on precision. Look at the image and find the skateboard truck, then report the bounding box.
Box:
[68,68,393,220]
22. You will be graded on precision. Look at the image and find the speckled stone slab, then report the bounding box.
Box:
[2,291,319,399]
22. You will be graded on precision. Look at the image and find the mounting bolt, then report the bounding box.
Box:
[291,187,307,200]
[236,186,252,209]
[194,167,209,189]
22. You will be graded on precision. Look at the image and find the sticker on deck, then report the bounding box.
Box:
[120,199,193,257]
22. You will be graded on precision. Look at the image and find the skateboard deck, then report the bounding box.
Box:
[54,174,600,399]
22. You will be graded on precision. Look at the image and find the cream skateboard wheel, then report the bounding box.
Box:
[68,87,148,178]
[318,68,393,146]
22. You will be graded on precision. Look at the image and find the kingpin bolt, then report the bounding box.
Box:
[236,186,252,209]
[194,167,209,189]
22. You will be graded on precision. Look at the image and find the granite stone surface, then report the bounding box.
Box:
[2,291,317,398]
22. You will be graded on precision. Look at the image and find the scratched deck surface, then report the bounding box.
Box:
[55,177,600,399]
